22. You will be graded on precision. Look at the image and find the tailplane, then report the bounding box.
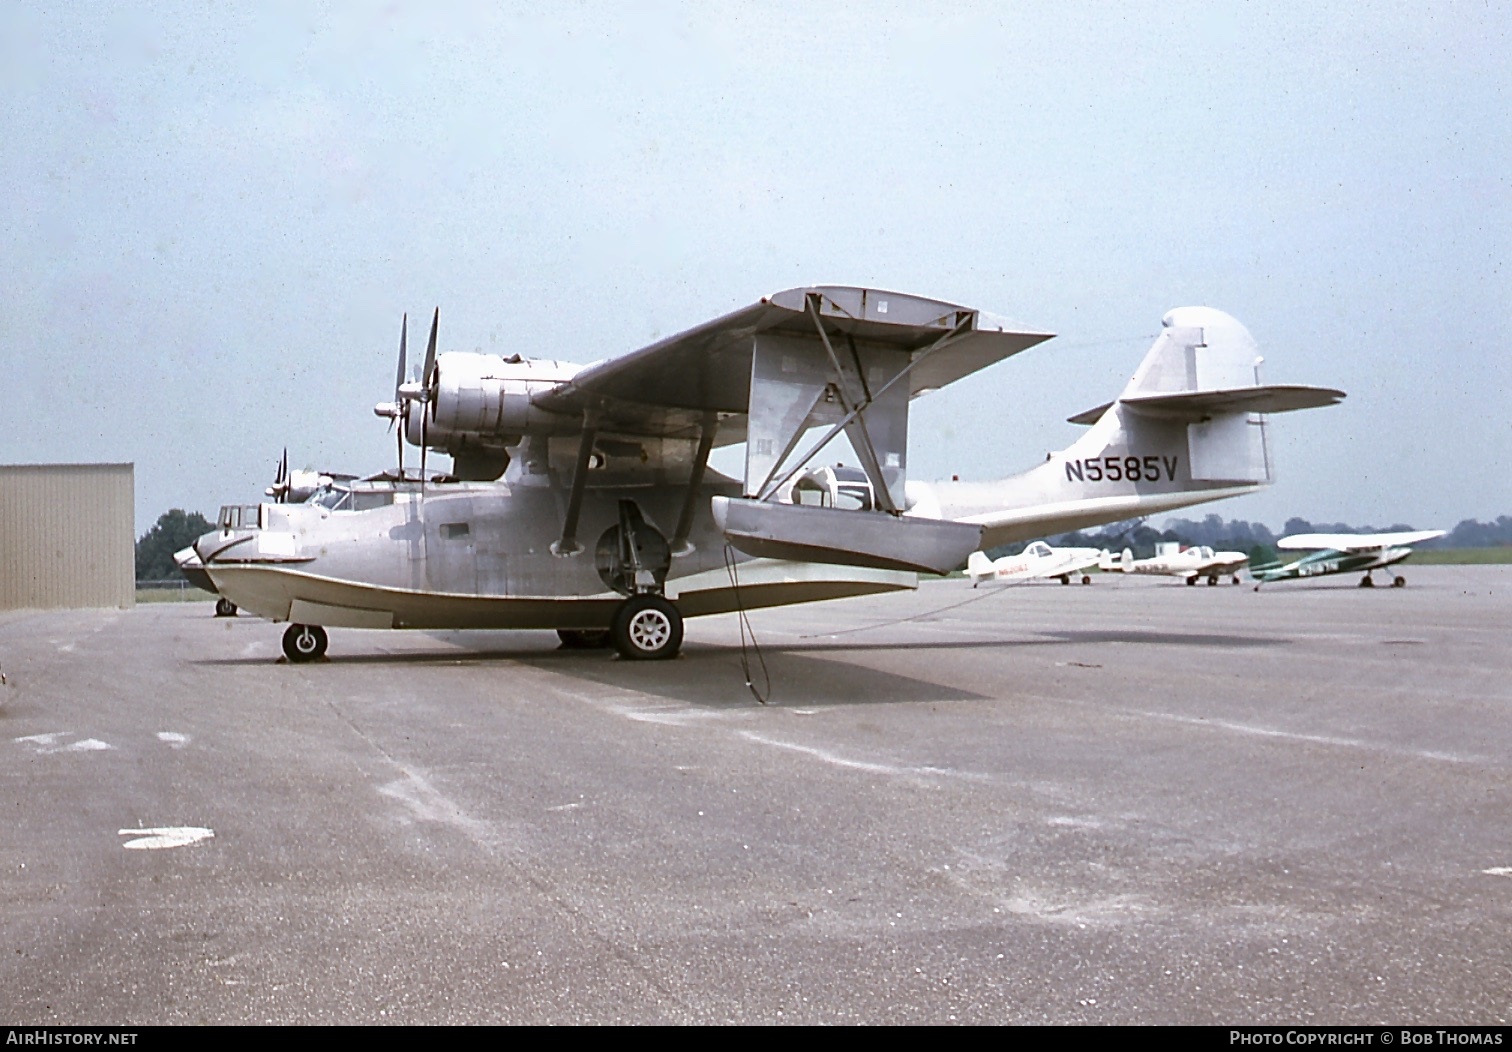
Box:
[925,307,1344,550]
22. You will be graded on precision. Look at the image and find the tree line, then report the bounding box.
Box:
[991,514,1512,562]
[135,509,213,582]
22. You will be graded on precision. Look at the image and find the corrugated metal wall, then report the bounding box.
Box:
[0,464,135,610]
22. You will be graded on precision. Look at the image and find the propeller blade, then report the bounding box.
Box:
[395,313,408,400]
[422,307,439,396]
[277,447,289,503]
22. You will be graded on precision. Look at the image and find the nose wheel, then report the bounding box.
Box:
[611,595,683,660]
[282,623,328,663]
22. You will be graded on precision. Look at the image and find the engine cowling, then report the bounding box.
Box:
[405,352,583,448]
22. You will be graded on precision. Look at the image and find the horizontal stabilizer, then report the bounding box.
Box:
[1069,384,1345,425]
[1278,530,1446,552]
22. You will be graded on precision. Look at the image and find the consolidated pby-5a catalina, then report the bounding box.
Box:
[194,286,1344,662]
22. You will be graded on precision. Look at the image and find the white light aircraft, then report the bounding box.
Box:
[1099,541,1251,585]
[1251,530,1446,588]
[965,542,1103,586]
[194,288,1343,662]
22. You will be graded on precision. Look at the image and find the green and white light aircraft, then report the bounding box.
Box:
[1250,530,1445,589]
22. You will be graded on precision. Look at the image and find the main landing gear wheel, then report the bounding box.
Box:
[282,623,328,663]
[1393,575,1407,588]
[557,629,612,649]
[214,597,238,617]
[1359,575,1375,588]
[1186,576,1198,586]
[1232,575,1242,585]
[611,595,683,661]
[1207,575,1219,586]
[1081,575,1092,585]
[1059,574,1071,585]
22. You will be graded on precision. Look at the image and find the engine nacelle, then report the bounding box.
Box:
[405,352,583,448]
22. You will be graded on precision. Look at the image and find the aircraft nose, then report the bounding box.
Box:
[194,527,258,565]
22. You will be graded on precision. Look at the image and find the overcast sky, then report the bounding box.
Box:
[3,2,1508,535]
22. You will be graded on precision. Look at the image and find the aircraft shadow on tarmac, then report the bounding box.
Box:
[190,640,989,708]
[188,625,1284,708]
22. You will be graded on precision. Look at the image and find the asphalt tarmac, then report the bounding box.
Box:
[2,566,1508,1024]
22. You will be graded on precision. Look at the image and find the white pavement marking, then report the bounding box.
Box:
[1481,867,1512,877]
[377,766,495,849]
[15,732,68,749]
[13,732,113,754]
[1135,709,1486,765]
[118,827,215,850]
[66,738,112,752]
[738,730,990,786]
[156,732,190,748]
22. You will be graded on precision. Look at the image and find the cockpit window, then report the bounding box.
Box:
[218,504,262,529]
[310,486,349,510]
[351,491,394,511]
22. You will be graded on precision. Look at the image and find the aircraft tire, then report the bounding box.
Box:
[1207,576,1218,586]
[215,597,238,617]
[558,628,611,649]
[282,623,328,663]
[1186,576,1197,586]
[1081,575,1091,585]
[1359,576,1375,588]
[1232,575,1241,585]
[1393,576,1406,588]
[1059,575,1070,585]
[611,596,683,661]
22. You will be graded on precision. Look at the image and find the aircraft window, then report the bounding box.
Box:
[835,484,873,512]
[440,522,471,540]
[219,504,262,529]
[311,487,348,510]
[793,479,827,507]
[350,491,393,511]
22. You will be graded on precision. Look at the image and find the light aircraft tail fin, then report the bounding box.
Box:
[926,308,1345,550]
[966,550,994,580]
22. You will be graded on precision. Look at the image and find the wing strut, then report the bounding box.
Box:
[753,304,977,507]
[671,412,718,556]
[804,294,899,513]
[552,411,599,557]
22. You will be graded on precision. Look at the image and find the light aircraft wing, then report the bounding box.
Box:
[1277,530,1446,552]
[533,286,1053,441]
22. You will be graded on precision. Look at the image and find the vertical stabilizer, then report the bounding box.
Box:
[922,307,1343,550]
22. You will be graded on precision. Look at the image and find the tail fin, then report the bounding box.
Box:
[929,308,1344,550]
[966,550,993,580]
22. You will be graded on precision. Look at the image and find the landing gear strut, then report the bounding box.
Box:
[282,623,328,663]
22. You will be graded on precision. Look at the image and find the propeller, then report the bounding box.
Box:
[375,308,440,488]
[420,308,438,491]
[269,447,290,502]
[391,314,408,478]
